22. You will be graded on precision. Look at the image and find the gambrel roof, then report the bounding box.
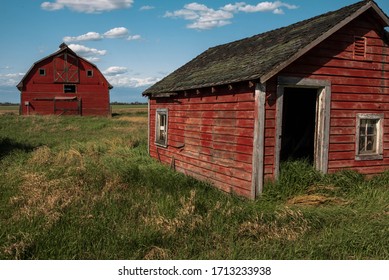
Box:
[144,0,389,96]
[17,43,113,91]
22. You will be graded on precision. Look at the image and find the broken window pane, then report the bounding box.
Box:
[358,118,379,154]
[356,114,383,160]
[156,109,168,146]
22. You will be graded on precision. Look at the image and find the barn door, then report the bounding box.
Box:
[54,98,81,116]
[274,77,331,178]
[54,52,79,83]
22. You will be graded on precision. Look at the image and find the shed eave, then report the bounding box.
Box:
[143,75,262,97]
[149,92,179,98]
[16,82,23,91]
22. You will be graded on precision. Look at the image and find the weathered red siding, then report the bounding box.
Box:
[19,49,111,116]
[149,84,256,197]
[147,10,389,198]
[266,13,389,176]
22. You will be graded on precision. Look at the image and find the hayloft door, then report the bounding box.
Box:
[54,53,79,83]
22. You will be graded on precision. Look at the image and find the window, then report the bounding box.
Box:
[87,70,93,77]
[155,109,168,147]
[356,113,384,160]
[64,84,76,93]
[39,68,46,76]
[353,36,366,59]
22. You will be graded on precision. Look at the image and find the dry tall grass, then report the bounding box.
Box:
[1,114,389,260]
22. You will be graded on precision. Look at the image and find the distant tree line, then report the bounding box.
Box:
[110,101,147,105]
[0,102,19,106]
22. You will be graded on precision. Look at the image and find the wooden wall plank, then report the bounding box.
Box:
[149,83,256,197]
[271,13,389,177]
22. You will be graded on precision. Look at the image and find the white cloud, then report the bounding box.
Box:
[273,8,284,14]
[64,27,140,43]
[63,32,103,43]
[68,44,107,62]
[103,66,160,88]
[140,5,155,11]
[185,2,211,12]
[127,35,141,41]
[227,1,298,13]
[107,75,160,88]
[103,66,128,76]
[85,57,102,63]
[41,0,134,13]
[165,1,298,30]
[0,73,25,87]
[222,2,246,12]
[165,2,233,30]
[68,44,107,56]
[104,27,129,38]
[41,1,64,11]
[129,77,161,88]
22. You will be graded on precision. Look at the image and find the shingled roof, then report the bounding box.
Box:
[144,0,389,96]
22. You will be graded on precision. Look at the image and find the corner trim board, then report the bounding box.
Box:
[251,82,266,199]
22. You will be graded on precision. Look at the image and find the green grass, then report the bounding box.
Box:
[0,104,147,116]
[0,114,389,259]
[0,105,19,111]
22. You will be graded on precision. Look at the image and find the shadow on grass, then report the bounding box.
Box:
[0,138,36,159]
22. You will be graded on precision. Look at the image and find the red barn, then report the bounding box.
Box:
[17,43,112,116]
[143,1,389,199]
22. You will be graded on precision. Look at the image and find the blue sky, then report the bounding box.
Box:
[1,0,388,103]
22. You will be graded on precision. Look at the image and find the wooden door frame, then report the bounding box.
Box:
[274,76,331,178]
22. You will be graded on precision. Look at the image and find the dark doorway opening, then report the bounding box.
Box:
[280,87,317,163]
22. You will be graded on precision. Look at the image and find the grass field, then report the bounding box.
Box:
[0,105,19,115]
[0,104,147,115]
[0,106,19,111]
[0,108,389,259]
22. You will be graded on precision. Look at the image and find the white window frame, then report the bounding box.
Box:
[155,108,168,147]
[355,113,384,160]
[87,70,93,77]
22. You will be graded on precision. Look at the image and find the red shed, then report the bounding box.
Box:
[17,43,112,116]
[143,0,389,199]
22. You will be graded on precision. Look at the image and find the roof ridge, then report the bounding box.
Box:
[208,0,369,51]
[17,43,113,90]
[144,0,387,95]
